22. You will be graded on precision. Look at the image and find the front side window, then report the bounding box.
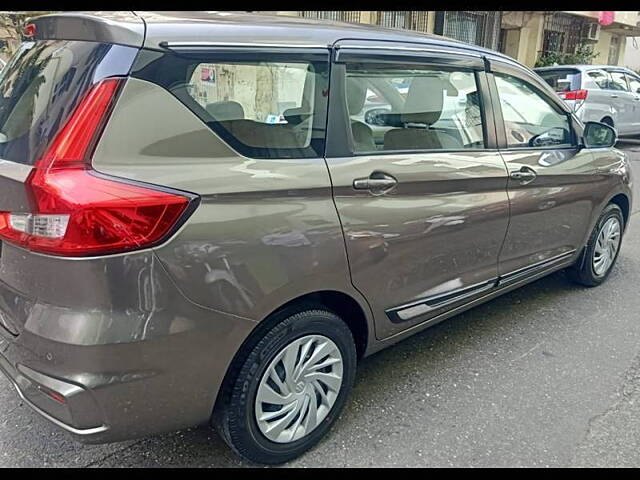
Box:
[608,71,629,91]
[344,63,485,153]
[133,53,328,159]
[494,73,573,149]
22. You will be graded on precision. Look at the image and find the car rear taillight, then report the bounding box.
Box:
[559,89,588,101]
[0,78,193,257]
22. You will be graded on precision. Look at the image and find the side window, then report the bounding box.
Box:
[133,54,329,159]
[494,73,573,149]
[344,63,485,153]
[585,70,612,90]
[609,71,629,91]
[625,73,640,94]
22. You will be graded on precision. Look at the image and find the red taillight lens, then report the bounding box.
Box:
[23,23,36,38]
[559,89,588,101]
[0,78,193,257]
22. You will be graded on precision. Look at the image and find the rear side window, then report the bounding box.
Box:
[536,69,581,93]
[132,52,329,159]
[0,40,137,165]
[344,63,485,153]
[585,69,612,89]
[609,71,629,91]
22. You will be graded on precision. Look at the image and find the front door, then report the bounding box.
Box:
[490,68,612,279]
[325,48,510,339]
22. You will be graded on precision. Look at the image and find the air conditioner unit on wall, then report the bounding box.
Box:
[584,23,601,41]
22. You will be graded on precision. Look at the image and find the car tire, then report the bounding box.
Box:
[567,203,624,287]
[601,117,614,128]
[214,307,357,465]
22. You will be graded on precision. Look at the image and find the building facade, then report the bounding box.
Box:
[274,11,640,68]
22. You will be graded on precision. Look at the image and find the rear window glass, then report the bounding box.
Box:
[536,69,581,92]
[132,52,329,159]
[0,40,137,165]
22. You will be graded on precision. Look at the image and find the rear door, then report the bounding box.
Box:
[606,69,635,134]
[326,42,510,339]
[624,72,640,134]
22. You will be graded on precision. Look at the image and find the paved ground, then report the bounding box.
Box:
[2,142,640,467]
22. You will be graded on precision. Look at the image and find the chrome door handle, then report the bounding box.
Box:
[610,94,619,99]
[510,167,537,184]
[353,172,398,193]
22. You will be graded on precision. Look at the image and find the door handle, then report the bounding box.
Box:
[353,172,398,193]
[510,167,537,184]
[610,94,619,99]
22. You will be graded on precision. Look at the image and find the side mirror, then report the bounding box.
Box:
[583,121,617,148]
[364,107,391,126]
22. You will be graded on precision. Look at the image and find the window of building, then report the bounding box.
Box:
[434,11,502,50]
[539,13,589,60]
[494,73,573,149]
[375,11,430,33]
[608,35,622,65]
[298,11,362,24]
[344,63,485,153]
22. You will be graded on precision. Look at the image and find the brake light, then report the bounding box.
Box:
[559,89,588,101]
[0,78,193,256]
[23,23,36,38]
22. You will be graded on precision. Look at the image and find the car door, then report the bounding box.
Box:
[581,69,617,124]
[489,64,615,280]
[325,43,510,339]
[624,72,640,134]
[607,70,634,134]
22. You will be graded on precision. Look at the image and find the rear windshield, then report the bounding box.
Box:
[0,40,137,165]
[131,51,329,159]
[536,69,581,93]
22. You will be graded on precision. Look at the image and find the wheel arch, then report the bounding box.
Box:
[211,289,372,418]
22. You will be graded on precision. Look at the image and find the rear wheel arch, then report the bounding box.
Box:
[212,289,371,416]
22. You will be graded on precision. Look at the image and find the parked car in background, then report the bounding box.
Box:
[535,65,640,136]
[0,11,633,465]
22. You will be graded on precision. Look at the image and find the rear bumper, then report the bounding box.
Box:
[0,244,257,443]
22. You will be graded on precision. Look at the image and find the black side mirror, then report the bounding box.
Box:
[583,121,617,148]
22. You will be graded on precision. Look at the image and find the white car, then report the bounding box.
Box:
[535,65,640,136]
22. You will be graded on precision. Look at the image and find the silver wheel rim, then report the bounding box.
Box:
[254,334,343,444]
[593,217,621,277]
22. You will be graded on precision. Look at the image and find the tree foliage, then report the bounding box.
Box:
[535,43,600,68]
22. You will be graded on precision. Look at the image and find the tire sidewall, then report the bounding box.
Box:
[226,310,356,464]
[585,204,624,284]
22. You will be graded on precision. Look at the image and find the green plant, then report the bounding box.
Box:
[535,43,600,68]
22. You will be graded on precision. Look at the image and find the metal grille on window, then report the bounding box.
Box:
[435,11,503,50]
[298,11,362,24]
[375,11,430,33]
[540,12,589,59]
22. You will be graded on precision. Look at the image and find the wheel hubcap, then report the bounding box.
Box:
[592,217,621,276]
[255,334,343,444]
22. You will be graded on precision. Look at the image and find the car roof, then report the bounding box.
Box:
[535,64,636,73]
[31,10,517,63]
